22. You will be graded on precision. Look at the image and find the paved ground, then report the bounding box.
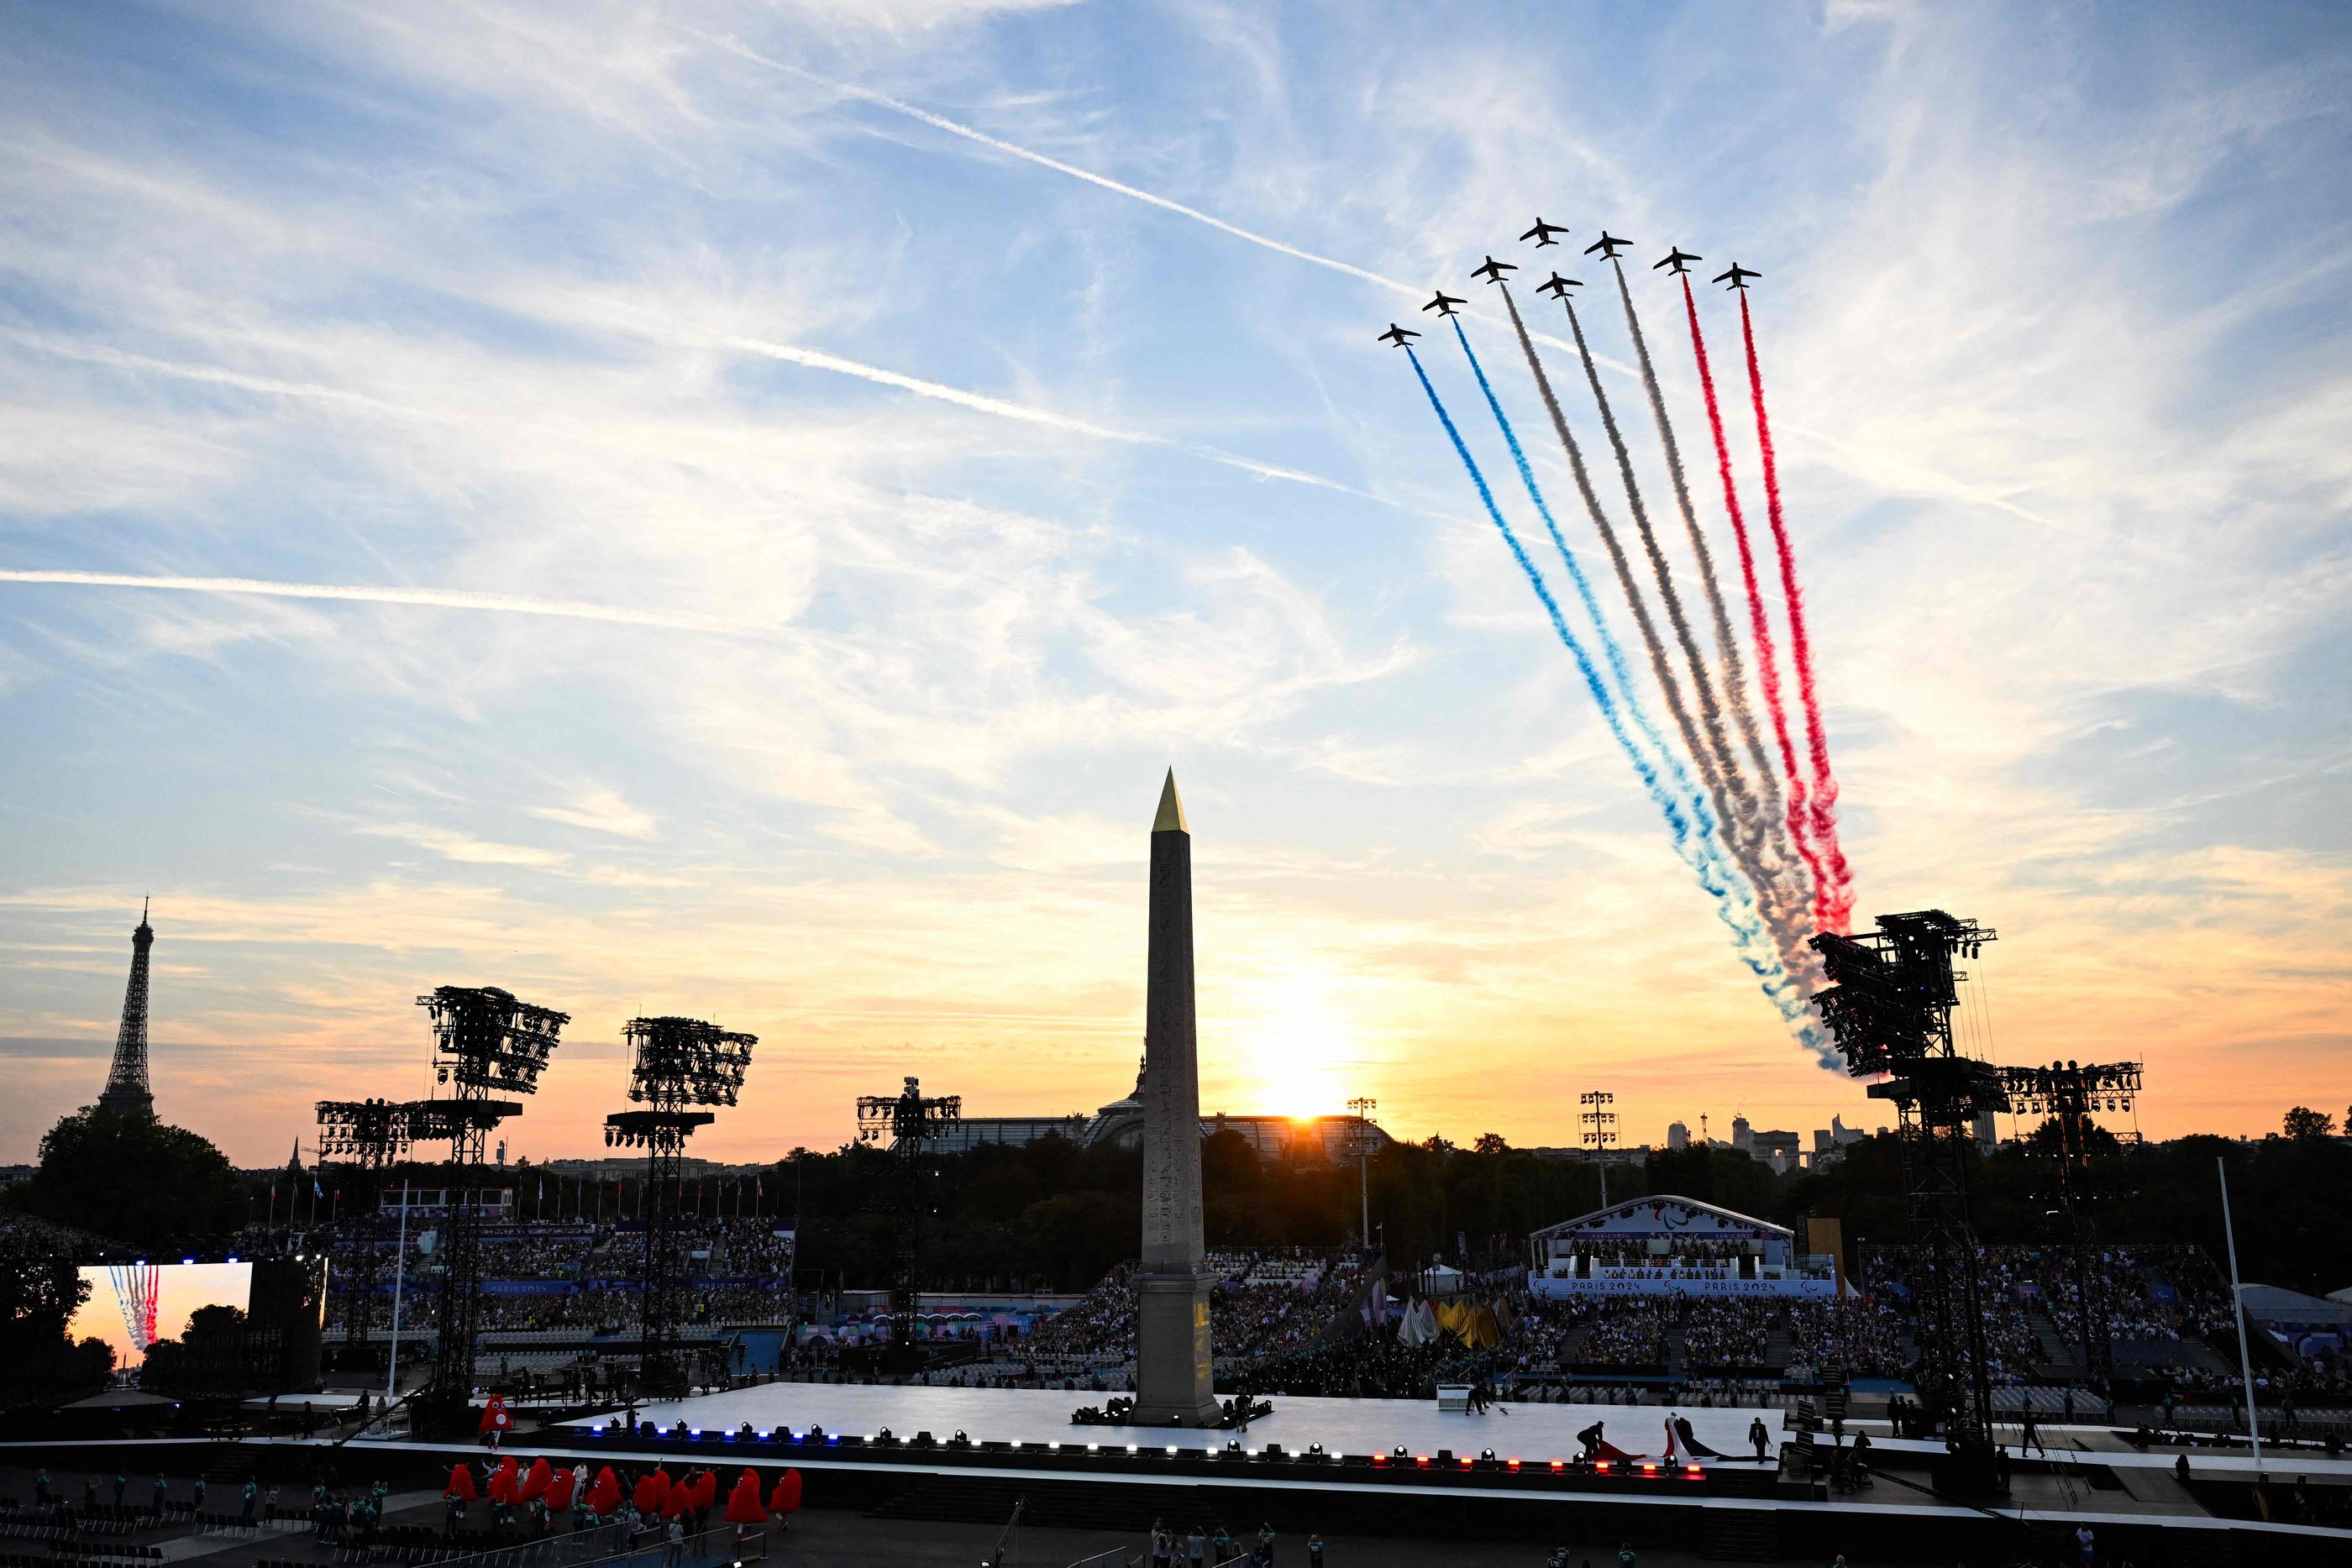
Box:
[0,1460,1831,1568]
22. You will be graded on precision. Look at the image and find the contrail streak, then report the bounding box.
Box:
[695,26,2124,560]
[729,336,1382,501]
[0,326,417,417]
[690,29,1622,367]
[1404,348,1824,1045]
[1679,277,1832,924]
[1740,291,1855,931]
[0,569,772,637]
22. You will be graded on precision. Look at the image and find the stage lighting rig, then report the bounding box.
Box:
[314,1097,418,1350]
[1996,1057,2146,1384]
[410,984,570,1434]
[856,1077,961,1354]
[605,1015,758,1393]
[1810,910,2008,1497]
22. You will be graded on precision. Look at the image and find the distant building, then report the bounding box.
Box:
[1526,1194,1835,1299]
[1731,1116,1753,1152]
[1752,1130,1802,1174]
[1667,1121,1691,1151]
[928,1114,1091,1154]
[1972,1109,1998,1152]
[867,1067,1393,1164]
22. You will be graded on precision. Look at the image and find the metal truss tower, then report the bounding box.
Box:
[1998,1059,2145,1388]
[97,901,157,1118]
[604,1015,756,1395]
[315,1098,418,1352]
[1578,1090,1618,1208]
[855,1077,961,1353]
[1812,910,2007,1497]
[410,985,568,1434]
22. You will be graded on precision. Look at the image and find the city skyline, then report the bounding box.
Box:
[3,3,2349,1165]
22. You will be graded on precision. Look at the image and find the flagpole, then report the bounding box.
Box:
[386,1180,410,1409]
[2219,1157,2265,1477]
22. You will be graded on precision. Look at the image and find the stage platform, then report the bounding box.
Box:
[563,1382,1782,1465]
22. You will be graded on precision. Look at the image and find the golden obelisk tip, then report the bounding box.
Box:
[1152,768,1188,834]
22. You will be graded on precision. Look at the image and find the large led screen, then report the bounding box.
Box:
[66,1261,255,1371]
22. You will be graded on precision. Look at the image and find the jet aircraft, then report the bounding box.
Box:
[1654,248,1703,275]
[1712,264,1761,291]
[1471,254,1518,285]
[1536,272,1581,299]
[1422,291,1467,317]
[1377,323,1420,348]
[1520,218,1569,247]
[1584,231,1632,259]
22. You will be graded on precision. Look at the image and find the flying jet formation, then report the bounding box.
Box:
[1713,263,1762,291]
[1536,272,1581,299]
[1520,217,1569,247]
[1654,248,1703,275]
[1584,231,1632,259]
[1471,254,1518,285]
[1422,290,1467,317]
[1377,323,1420,348]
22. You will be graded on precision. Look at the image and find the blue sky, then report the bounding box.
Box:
[2,0,2348,1166]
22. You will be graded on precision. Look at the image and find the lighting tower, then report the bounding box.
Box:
[604,1015,757,1392]
[855,1076,961,1356]
[410,985,568,1434]
[1810,910,2006,1497]
[315,1097,417,1352]
[1998,1058,2145,1387]
[97,901,157,1118]
[1579,1091,1618,1208]
[1347,1097,1379,1251]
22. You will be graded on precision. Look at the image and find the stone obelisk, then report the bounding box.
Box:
[1131,768,1221,1426]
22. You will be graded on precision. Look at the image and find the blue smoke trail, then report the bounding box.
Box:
[1404,347,1779,972]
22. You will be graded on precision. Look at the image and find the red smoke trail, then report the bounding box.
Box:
[1681,277,1832,926]
[1740,291,1853,932]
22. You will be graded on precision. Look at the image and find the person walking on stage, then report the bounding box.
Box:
[1749,1416,1771,1461]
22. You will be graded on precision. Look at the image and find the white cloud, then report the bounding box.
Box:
[528,785,659,841]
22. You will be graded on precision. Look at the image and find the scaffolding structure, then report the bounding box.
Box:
[1811,910,2007,1497]
[1579,1090,1618,1208]
[855,1077,961,1352]
[1998,1059,2145,1387]
[603,1015,756,1394]
[314,1097,418,1350]
[410,985,568,1434]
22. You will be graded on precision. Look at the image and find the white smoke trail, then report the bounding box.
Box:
[0,569,772,637]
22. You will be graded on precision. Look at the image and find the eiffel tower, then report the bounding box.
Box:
[97,900,156,1119]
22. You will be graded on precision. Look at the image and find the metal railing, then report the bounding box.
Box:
[367,1520,769,1568]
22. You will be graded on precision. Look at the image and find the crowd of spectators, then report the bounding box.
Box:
[1681,1299,1773,1367]
[1783,1300,1907,1377]
[319,1217,795,1336]
[1021,1251,1369,1367]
